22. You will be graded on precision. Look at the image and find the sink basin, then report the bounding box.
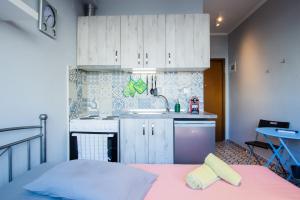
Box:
[126,109,168,115]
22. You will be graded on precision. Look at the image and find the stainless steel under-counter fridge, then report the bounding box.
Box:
[174,120,216,164]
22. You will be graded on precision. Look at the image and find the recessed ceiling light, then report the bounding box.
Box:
[216,23,220,27]
[217,16,223,22]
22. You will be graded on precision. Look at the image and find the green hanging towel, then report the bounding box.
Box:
[123,77,136,97]
[134,78,147,94]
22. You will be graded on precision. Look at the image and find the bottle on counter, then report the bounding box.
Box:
[175,99,181,113]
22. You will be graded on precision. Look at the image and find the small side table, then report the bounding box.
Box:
[256,127,300,180]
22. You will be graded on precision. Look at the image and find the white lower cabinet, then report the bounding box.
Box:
[120,119,174,164]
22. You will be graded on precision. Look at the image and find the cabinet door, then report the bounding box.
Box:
[165,15,176,68]
[120,119,148,163]
[148,119,174,164]
[175,14,194,68]
[166,14,194,68]
[121,15,144,68]
[166,14,210,69]
[106,16,121,65]
[193,14,210,68]
[92,16,106,65]
[143,15,166,68]
[77,17,90,65]
[77,16,121,66]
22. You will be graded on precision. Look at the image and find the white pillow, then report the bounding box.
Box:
[24,160,157,200]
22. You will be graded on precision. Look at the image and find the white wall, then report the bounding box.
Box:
[228,0,300,160]
[210,35,229,139]
[0,0,82,186]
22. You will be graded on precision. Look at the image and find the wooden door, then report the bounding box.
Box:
[106,16,121,65]
[204,60,225,141]
[120,119,148,163]
[148,119,173,164]
[121,15,144,68]
[143,15,166,68]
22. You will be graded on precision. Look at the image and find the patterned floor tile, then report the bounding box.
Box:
[217,140,300,187]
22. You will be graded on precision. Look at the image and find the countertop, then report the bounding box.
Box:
[119,111,217,119]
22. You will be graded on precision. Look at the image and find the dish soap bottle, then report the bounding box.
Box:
[175,99,181,113]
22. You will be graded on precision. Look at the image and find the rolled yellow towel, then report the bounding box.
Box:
[185,164,220,189]
[205,153,242,186]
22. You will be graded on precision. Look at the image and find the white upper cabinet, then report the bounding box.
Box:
[77,17,89,65]
[121,15,166,69]
[193,14,210,68]
[77,16,120,66]
[106,16,121,65]
[168,14,194,68]
[121,15,144,68]
[166,14,210,70]
[143,15,166,68]
[77,14,209,70]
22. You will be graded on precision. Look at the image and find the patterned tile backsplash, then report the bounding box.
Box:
[69,66,204,119]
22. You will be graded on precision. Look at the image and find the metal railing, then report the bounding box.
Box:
[0,114,47,182]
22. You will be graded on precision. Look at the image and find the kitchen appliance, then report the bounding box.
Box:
[174,120,215,164]
[189,96,200,114]
[69,119,119,162]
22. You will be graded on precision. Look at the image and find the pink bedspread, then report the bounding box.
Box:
[133,164,300,200]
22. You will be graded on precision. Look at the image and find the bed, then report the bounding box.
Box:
[1,114,300,200]
[1,162,300,200]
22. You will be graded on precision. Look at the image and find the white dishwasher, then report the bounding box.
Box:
[174,120,216,164]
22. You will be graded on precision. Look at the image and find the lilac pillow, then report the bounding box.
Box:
[24,160,157,200]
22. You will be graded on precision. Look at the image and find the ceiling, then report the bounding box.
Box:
[204,0,267,34]
[84,0,267,35]
[1,0,267,35]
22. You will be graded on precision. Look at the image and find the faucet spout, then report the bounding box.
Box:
[156,95,170,112]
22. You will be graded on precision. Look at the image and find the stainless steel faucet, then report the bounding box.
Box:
[155,95,170,112]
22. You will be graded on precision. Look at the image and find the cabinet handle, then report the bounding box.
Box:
[145,53,149,65]
[137,53,141,65]
[151,124,154,135]
[115,51,118,62]
[142,124,145,135]
[168,53,171,64]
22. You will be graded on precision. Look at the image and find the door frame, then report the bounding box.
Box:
[206,58,227,140]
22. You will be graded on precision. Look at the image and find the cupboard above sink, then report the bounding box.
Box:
[77,14,210,71]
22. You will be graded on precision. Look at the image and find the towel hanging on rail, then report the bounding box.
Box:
[73,134,114,161]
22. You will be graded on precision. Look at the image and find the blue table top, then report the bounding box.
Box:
[256,128,300,140]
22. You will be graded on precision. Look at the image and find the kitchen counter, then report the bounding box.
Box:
[119,111,217,119]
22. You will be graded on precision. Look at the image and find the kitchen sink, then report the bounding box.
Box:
[126,109,168,115]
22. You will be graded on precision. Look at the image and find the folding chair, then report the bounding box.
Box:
[245,119,289,172]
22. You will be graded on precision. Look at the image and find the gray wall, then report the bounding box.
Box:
[0,0,82,186]
[210,35,229,139]
[228,0,300,160]
[89,0,203,15]
[211,35,228,59]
